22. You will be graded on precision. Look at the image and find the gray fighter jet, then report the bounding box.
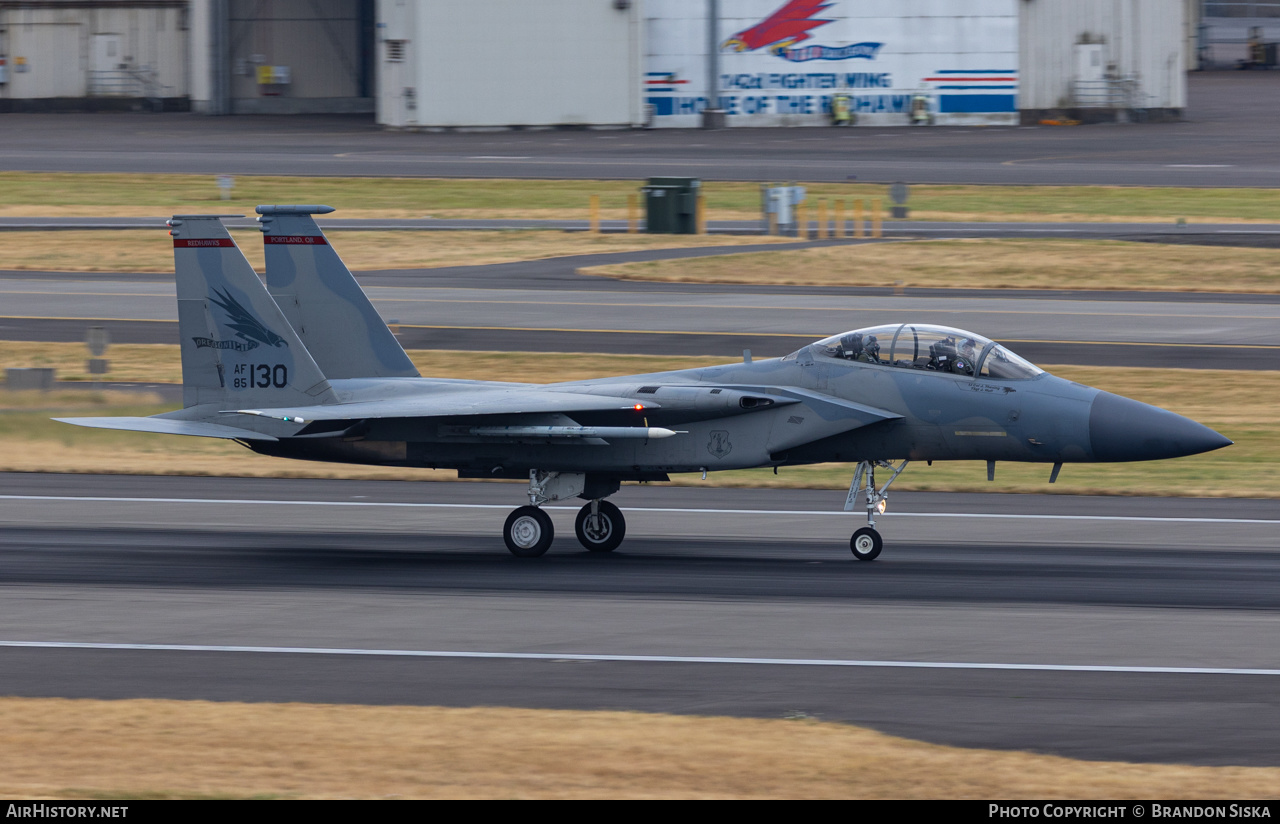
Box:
[57,207,1232,560]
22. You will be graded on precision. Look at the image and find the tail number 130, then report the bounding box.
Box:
[233,363,288,389]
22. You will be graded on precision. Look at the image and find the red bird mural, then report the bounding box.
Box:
[722,0,835,54]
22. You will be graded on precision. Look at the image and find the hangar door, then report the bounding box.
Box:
[8,24,85,98]
[226,0,375,113]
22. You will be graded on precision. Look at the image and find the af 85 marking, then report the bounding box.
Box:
[232,363,288,390]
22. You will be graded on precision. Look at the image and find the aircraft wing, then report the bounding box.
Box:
[53,416,280,441]
[229,388,659,423]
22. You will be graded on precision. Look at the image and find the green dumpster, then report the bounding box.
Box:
[642,177,700,234]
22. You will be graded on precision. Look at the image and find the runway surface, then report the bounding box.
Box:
[0,473,1277,766]
[3,266,1277,368]
[0,74,1278,187]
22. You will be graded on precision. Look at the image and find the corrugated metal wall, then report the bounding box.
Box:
[1020,0,1186,112]
[378,0,643,129]
[1,4,187,100]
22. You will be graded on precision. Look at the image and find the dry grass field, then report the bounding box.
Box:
[1,699,1277,800]
[4,172,1280,224]
[9,232,1275,296]
[0,229,788,273]
[583,238,1280,293]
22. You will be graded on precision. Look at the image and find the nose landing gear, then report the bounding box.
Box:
[845,459,909,561]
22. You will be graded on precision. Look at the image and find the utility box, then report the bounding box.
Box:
[642,177,700,234]
[761,184,806,233]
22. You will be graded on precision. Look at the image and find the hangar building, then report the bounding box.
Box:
[0,0,374,114]
[0,0,189,111]
[375,0,1196,128]
[0,0,1199,125]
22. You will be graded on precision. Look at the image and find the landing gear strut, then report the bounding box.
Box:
[575,499,626,553]
[844,459,909,561]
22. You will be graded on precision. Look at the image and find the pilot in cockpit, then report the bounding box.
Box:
[831,331,880,363]
[954,337,978,375]
[838,332,863,360]
[928,335,958,371]
[857,334,881,363]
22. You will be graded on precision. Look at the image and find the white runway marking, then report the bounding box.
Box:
[0,640,1276,676]
[1,495,1276,526]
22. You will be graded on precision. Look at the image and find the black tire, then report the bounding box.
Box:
[504,506,554,557]
[575,500,626,553]
[850,527,883,561]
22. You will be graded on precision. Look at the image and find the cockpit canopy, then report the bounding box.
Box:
[798,324,1043,380]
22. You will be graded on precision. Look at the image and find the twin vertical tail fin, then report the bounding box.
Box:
[170,215,337,409]
[257,205,420,379]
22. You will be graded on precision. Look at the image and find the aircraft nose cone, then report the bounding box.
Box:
[1089,391,1232,462]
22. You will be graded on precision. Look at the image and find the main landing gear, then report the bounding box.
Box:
[574,499,626,553]
[504,506,554,558]
[845,459,909,561]
[502,470,627,558]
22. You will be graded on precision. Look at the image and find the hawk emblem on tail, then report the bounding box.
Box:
[209,288,286,348]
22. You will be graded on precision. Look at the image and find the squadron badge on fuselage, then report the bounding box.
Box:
[708,430,733,459]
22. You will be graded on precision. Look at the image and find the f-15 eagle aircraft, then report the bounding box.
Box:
[57,206,1232,560]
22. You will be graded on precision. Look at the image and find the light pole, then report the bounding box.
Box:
[702,0,725,128]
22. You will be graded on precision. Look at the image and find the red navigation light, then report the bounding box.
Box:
[633,404,644,411]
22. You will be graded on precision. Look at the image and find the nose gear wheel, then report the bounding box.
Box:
[850,526,883,561]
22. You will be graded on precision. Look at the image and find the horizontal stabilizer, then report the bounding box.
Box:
[54,417,279,441]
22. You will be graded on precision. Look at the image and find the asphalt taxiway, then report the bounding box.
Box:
[0,73,1278,187]
[0,474,1277,766]
[3,261,1276,368]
